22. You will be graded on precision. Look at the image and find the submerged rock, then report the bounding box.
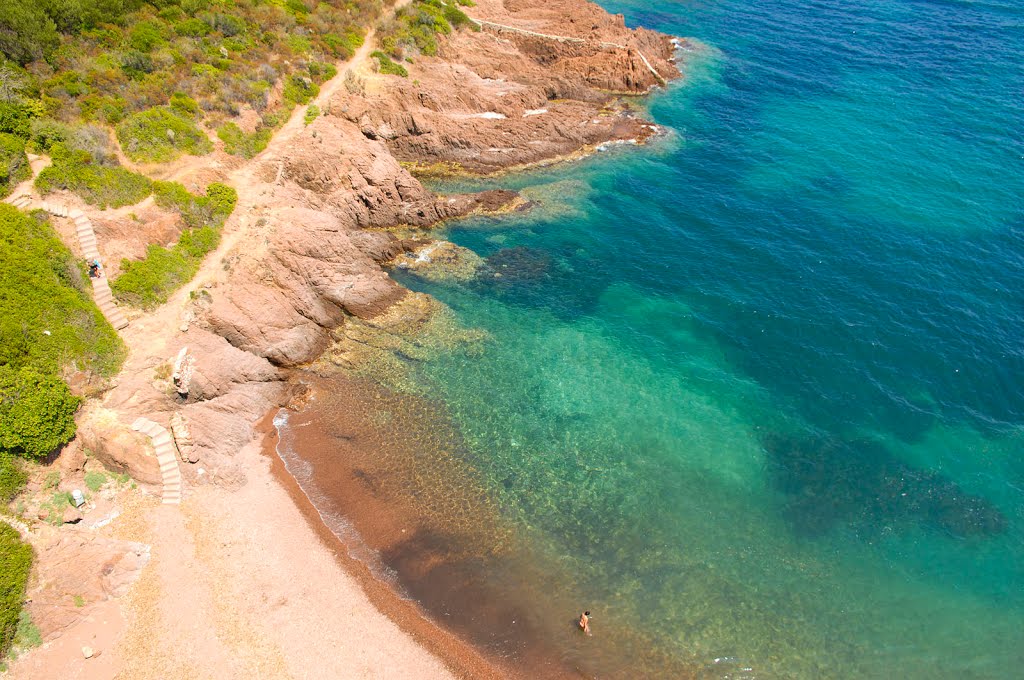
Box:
[763,433,1007,539]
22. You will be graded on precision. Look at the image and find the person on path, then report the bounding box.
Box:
[578,611,592,636]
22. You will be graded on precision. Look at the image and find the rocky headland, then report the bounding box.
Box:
[10,1,687,676]
[81,0,684,493]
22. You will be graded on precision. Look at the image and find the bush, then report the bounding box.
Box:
[323,30,364,59]
[303,105,320,125]
[380,0,478,60]
[111,241,198,308]
[35,142,152,208]
[152,180,236,228]
[371,51,408,77]
[0,0,60,65]
[0,524,32,661]
[169,92,201,119]
[0,453,27,502]
[116,106,213,163]
[282,75,319,105]
[0,101,40,138]
[27,118,72,152]
[128,21,167,53]
[0,133,30,199]
[113,181,235,308]
[0,366,80,459]
[174,18,210,37]
[0,204,125,376]
[216,122,270,159]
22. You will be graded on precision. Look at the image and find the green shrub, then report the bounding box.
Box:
[110,243,192,309]
[0,133,30,199]
[0,525,32,661]
[0,453,27,502]
[0,366,80,459]
[113,181,235,308]
[14,609,41,648]
[152,180,236,228]
[303,104,320,125]
[0,204,125,376]
[169,92,201,119]
[204,182,237,217]
[442,5,475,29]
[174,18,210,38]
[116,106,213,163]
[216,122,270,159]
[27,118,72,152]
[323,29,364,59]
[79,95,127,125]
[0,102,40,138]
[0,0,60,65]
[35,142,152,208]
[282,75,319,105]
[380,0,478,61]
[371,51,408,77]
[129,21,167,53]
[307,62,337,84]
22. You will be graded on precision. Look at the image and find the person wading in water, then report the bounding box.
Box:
[578,611,592,636]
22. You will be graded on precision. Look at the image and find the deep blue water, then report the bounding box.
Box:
[385,0,1024,676]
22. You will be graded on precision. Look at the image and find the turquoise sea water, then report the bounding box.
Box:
[385,0,1023,676]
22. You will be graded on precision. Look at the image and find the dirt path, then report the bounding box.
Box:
[117,0,412,365]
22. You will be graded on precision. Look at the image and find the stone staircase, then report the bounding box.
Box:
[131,418,183,505]
[3,194,129,330]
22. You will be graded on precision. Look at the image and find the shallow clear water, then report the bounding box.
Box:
[386,0,1023,676]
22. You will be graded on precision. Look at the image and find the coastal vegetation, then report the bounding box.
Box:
[378,0,478,62]
[111,181,237,308]
[0,0,378,167]
[371,51,408,77]
[0,524,32,662]
[0,204,122,464]
[0,204,125,657]
[36,140,153,208]
[216,122,271,158]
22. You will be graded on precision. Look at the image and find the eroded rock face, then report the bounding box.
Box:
[77,409,161,486]
[333,0,682,173]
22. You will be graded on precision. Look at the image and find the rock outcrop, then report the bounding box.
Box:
[76,0,685,484]
[335,0,683,173]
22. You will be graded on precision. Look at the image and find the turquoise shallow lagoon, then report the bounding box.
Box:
[379,0,1024,676]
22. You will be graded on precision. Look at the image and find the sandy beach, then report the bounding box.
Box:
[5,434,487,679]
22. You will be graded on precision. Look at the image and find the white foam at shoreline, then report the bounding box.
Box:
[272,409,409,597]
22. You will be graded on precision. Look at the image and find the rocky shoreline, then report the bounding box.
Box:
[21,0,688,676]
[82,0,684,501]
